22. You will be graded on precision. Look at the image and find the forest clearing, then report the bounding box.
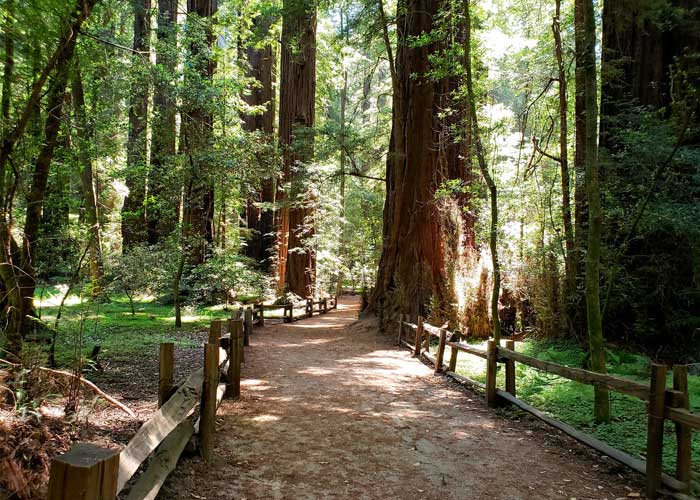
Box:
[0,0,698,498]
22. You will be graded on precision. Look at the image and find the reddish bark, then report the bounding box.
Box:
[242,15,276,270]
[277,0,317,297]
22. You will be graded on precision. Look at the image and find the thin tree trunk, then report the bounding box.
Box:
[336,4,348,298]
[122,0,151,248]
[552,0,576,334]
[582,0,609,422]
[465,0,501,343]
[72,64,107,299]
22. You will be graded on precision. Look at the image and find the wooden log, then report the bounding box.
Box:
[498,346,653,401]
[496,389,687,493]
[435,329,447,374]
[226,319,242,399]
[447,341,487,359]
[208,320,222,345]
[486,340,497,408]
[116,346,227,492]
[414,316,423,357]
[124,421,194,500]
[505,339,516,397]
[400,339,415,350]
[158,343,174,408]
[665,406,700,429]
[47,443,119,500]
[646,364,667,499]
[200,343,219,462]
[673,365,691,489]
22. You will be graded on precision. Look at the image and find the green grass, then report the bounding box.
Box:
[34,286,240,366]
[442,339,700,480]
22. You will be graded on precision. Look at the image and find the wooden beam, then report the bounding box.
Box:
[446,371,486,391]
[226,319,242,399]
[414,316,423,357]
[116,346,227,492]
[486,340,497,408]
[435,329,447,374]
[505,339,516,397]
[498,346,651,401]
[447,341,487,359]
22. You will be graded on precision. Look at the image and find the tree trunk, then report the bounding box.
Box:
[277,0,317,297]
[552,0,576,334]
[72,64,107,299]
[573,0,588,338]
[182,0,217,265]
[464,0,501,343]
[241,14,276,270]
[122,0,151,248]
[372,0,448,320]
[147,0,179,244]
[582,0,609,422]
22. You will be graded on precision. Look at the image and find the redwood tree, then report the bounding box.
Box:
[372,0,448,320]
[277,0,317,297]
[242,14,276,270]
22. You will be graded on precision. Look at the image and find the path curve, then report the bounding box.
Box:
[161,297,641,499]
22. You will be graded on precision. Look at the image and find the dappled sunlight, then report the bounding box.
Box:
[251,414,280,423]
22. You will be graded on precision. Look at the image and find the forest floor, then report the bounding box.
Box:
[158,296,647,500]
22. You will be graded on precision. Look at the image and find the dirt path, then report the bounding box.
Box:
[161,297,643,500]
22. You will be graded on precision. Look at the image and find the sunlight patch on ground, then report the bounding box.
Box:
[297,367,335,376]
[251,414,280,423]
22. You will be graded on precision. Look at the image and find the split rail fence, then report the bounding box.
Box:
[46,295,339,500]
[396,314,700,499]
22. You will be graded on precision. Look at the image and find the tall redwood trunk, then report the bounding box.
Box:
[277,0,316,297]
[242,15,276,270]
[182,0,217,265]
[372,0,447,320]
[122,0,151,247]
[147,0,179,244]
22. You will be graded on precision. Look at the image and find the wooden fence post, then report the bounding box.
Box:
[322,298,328,314]
[486,340,497,408]
[414,316,423,357]
[47,443,119,500]
[505,339,516,397]
[258,303,265,327]
[646,364,667,499]
[673,365,691,490]
[397,314,404,345]
[423,325,430,352]
[306,298,313,317]
[448,337,458,373]
[243,308,252,347]
[158,342,174,408]
[209,320,222,345]
[200,343,219,462]
[435,328,447,374]
[226,318,242,399]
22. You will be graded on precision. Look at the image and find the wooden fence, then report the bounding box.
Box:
[396,315,700,500]
[46,295,340,500]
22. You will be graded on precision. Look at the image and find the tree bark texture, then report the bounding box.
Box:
[277,0,317,297]
[242,14,276,270]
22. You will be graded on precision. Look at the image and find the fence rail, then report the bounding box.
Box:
[47,294,342,499]
[395,313,700,499]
